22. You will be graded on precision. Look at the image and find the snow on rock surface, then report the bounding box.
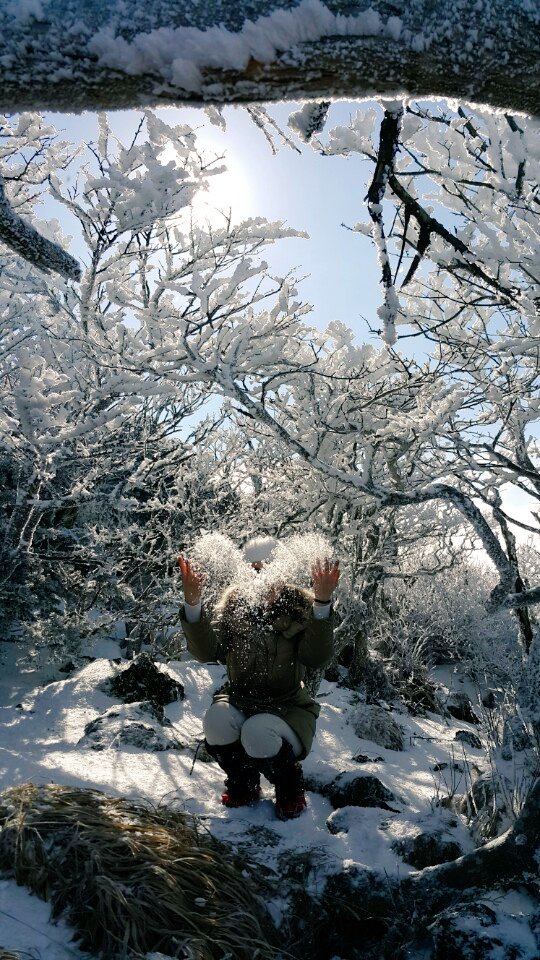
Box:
[79,700,184,752]
[349,700,404,750]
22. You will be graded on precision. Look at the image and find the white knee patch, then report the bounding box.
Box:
[240,713,302,759]
[203,701,246,746]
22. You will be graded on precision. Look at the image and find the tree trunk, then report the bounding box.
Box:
[493,501,534,653]
[1,1,538,115]
[348,566,384,688]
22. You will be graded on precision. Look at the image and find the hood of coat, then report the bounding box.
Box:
[216,583,313,628]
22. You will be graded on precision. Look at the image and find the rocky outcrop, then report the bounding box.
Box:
[430,899,535,960]
[350,703,404,751]
[446,691,480,724]
[317,772,399,811]
[391,830,462,869]
[454,730,482,749]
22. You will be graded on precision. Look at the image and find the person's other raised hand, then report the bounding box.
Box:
[310,557,340,602]
[177,555,205,605]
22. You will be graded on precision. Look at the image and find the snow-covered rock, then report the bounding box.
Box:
[454,730,483,750]
[391,828,462,869]
[445,691,480,724]
[430,895,539,960]
[318,771,399,811]
[79,701,186,752]
[350,702,404,751]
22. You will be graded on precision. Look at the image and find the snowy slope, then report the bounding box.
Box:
[0,637,536,959]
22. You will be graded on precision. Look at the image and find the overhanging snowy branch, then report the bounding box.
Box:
[0,1,539,114]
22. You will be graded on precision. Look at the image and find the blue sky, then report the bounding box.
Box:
[45,100,384,342]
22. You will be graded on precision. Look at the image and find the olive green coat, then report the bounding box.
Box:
[180,586,335,758]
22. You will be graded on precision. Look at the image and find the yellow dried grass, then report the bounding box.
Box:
[0,784,283,960]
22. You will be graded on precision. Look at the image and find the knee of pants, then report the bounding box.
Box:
[203,701,246,746]
[240,713,302,759]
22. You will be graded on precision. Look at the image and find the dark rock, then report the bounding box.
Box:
[482,690,497,709]
[58,660,77,673]
[454,730,482,749]
[324,663,341,682]
[352,753,385,764]
[326,808,353,834]
[446,692,480,724]
[351,702,404,751]
[320,773,398,811]
[337,644,354,668]
[432,761,463,773]
[391,831,462,869]
[58,656,95,674]
[105,653,184,706]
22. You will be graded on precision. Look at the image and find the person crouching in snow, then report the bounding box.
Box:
[178,537,339,820]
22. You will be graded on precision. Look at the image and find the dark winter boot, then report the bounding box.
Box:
[256,740,307,820]
[204,739,262,808]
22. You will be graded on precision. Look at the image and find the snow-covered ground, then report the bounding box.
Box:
[0,636,536,959]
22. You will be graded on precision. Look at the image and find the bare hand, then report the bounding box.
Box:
[310,557,340,602]
[177,555,205,605]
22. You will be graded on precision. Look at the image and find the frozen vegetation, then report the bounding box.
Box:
[0,97,539,958]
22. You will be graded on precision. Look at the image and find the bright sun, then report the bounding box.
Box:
[162,141,253,228]
[191,162,253,226]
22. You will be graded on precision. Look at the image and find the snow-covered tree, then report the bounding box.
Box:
[0,111,305,650]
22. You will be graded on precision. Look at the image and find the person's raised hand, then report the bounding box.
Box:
[177,555,205,605]
[310,557,340,602]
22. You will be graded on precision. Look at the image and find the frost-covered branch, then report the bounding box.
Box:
[0,1,539,114]
[367,105,403,347]
[386,171,521,308]
[0,177,80,281]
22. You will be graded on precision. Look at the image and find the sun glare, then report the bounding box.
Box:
[192,161,253,227]
[162,140,253,228]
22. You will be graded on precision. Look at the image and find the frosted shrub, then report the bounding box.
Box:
[370,559,518,714]
[382,560,516,670]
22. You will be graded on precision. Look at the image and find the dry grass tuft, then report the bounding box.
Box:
[0,783,283,960]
